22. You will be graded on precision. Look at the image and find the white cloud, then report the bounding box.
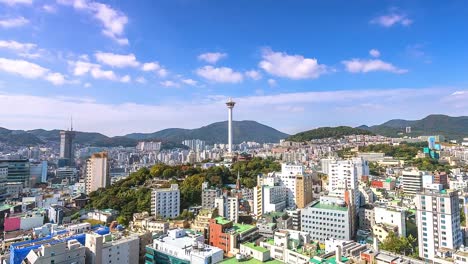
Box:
[196,66,243,83]
[120,75,131,83]
[0,57,66,85]
[371,13,412,27]
[160,80,179,88]
[0,17,29,28]
[157,68,168,78]
[182,79,198,86]
[90,67,117,81]
[0,40,45,59]
[45,72,66,85]
[342,59,408,74]
[95,52,139,68]
[57,0,129,45]
[0,0,32,5]
[84,82,92,88]
[136,77,146,84]
[69,60,98,76]
[141,62,160,71]
[245,70,262,80]
[267,79,277,87]
[198,52,227,64]
[369,49,380,58]
[43,4,57,13]
[259,48,328,79]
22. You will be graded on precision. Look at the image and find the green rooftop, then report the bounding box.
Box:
[243,242,269,253]
[310,256,349,264]
[233,223,256,234]
[311,202,348,211]
[215,217,232,225]
[221,257,283,264]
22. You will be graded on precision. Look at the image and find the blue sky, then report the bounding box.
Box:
[0,0,467,136]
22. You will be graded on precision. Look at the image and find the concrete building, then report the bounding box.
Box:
[145,229,223,264]
[0,159,30,187]
[301,196,352,242]
[374,206,406,237]
[327,159,360,209]
[29,161,47,186]
[358,205,375,231]
[151,184,180,218]
[59,129,75,167]
[136,141,161,152]
[415,190,463,261]
[130,211,170,234]
[401,169,424,195]
[85,232,140,264]
[201,182,221,209]
[215,195,238,223]
[209,216,259,255]
[24,238,86,264]
[85,152,110,194]
[253,174,288,217]
[0,163,8,203]
[259,229,312,264]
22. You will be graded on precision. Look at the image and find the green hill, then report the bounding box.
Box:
[287,126,374,142]
[360,114,468,140]
[124,120,289,144]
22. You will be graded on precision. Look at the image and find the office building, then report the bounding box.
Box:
[0,163,8,203]
[29,161,47,186]
[85,232,140,264]
[151,184,180,218]
[85,152,110,194]
[0,159,30,187]
[145,229,223,264]
[59,128,75,167]
[301,195,352,242]
[24,238,86,264]
[416,190,463,261]
[253,175,288,217]
[401,169,424,195]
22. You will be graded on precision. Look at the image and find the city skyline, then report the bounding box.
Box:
[0,0,467,135]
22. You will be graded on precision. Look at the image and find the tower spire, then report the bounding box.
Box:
[236,170,241,190]
[70,115,73,131]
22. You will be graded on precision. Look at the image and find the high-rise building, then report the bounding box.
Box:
[151,184,180,218]
[327,160,360,209]
[254,176,288,217]
[136,141,161,152]
[29,161,47,186]
[416,190,463,261]
[182,139,206,152]
[201,182,221,209]
[60,128,75,167]
[0,159,30,187]
[0,163,8,203]
[215,195,239,223]
[85,152,110,194]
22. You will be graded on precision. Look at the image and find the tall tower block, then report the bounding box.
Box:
[226,98,236,153]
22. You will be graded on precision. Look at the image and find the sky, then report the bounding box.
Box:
[0,0,467,136]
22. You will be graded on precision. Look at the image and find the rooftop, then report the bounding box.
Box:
[310,256,350,264]
[311,202,348,212]
[243,242,269,253]
[221,257,283,264]
[215,216,232,225]
[232,223,256,234]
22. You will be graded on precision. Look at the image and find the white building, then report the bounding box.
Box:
[253,174,288,217]
[85,232,140,264]
[259,229,311,264]
[415,190,463,261]
[401,169,424,195]
[327,159,360,209]
[151,184,180,218]
[374,206,406,237]
[85,152,110,194]
[24,239,86,264]
[215,195,239,223]
[301,196,352,242]
[137,141,162,152]
[147,229,223,264]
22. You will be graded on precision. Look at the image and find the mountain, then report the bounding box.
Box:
[287,126,374,142]
[360,114,468,140]
[124,120,289,144]
[0,120,288,147]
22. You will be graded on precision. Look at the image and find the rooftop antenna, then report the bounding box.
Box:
[70,116,73,131]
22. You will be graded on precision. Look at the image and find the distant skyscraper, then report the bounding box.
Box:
[226,98,236,153]
[60,121,75,166]
[405,126,412,133]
